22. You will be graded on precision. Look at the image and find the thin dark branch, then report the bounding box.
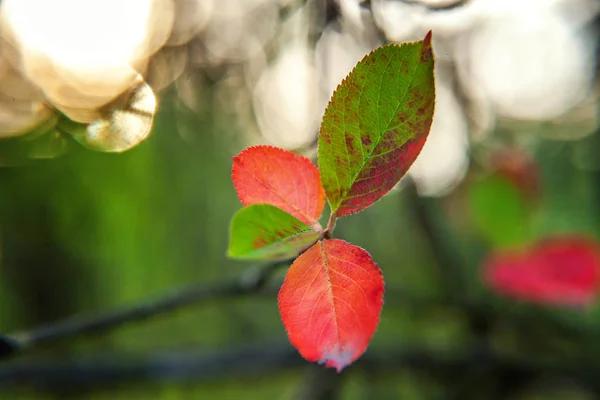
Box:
[0,341,302,388]
[1,259,291,359]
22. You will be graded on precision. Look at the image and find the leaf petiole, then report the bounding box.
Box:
[323,211,337,239]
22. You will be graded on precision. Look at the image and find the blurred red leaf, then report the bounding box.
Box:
[484,236,600,307]
[232,145,325,228]
[490,148,540,202]
[278,239,384,372]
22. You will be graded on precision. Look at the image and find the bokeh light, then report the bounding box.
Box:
[0,0,597,190]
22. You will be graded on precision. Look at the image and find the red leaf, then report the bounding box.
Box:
[278,239,384,372]
[483,236,600,307]
[232,145,326,228]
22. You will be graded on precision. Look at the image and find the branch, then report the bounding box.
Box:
[0,342,597,392]
[0,259,291,359]
[0,341,302,388]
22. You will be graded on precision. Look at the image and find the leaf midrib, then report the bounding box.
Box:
[250,230,320,259]
[338,45,422,209]
[320,240,342,356]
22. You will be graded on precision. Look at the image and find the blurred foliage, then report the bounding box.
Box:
[0,85,459,398]
[469,175,532,249]
[0,72,599,400]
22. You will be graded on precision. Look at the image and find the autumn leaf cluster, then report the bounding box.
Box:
[227,33,435,371]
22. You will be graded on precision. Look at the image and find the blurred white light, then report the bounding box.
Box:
[203,0,278,64]
[408,70,469,196]
[315,10,381,114]
[371,0,421,42]
[167,0,215,47]
[80,80,157,152]
[2,0,164,69]
[253,45,320,148]
[0,100,53,138]
[0,59,53,137]
[456,3,596,121]
[146,46,188,92]
[371,0,480,43]
[0,0,173,111]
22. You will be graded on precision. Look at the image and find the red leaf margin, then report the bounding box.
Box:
[278,239,384,372]
[483,235,600,307]
[232,145,326,228]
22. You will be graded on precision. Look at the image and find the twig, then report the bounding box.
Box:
[0,259,291,359]
[0,341,303,388]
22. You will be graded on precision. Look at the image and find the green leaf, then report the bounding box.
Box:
[318,32,435,217]
[468,176,531,249]
[227,204,322,260]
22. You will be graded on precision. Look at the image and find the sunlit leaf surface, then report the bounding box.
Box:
[278,239,384,371]
[232,145,325,228]
[318,32,435,217]
[228,204,321,261]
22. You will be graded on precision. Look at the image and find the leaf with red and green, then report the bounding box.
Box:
[232,145,326,229]
[278,239,384,372]
[228,204,322,260]
[318,32,435,217]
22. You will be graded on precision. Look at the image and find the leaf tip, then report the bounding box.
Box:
[421,30,434,62]
[423,30,432,45]
[318,343,357,373]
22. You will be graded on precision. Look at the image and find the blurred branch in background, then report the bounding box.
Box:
[0,259,291,359]
[1,341,600,395]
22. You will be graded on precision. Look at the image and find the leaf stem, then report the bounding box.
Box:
[323,211,337,239]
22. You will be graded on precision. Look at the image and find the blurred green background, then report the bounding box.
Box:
[0,89,457,398]
[0,0,598,397]
[0,86,599,399]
